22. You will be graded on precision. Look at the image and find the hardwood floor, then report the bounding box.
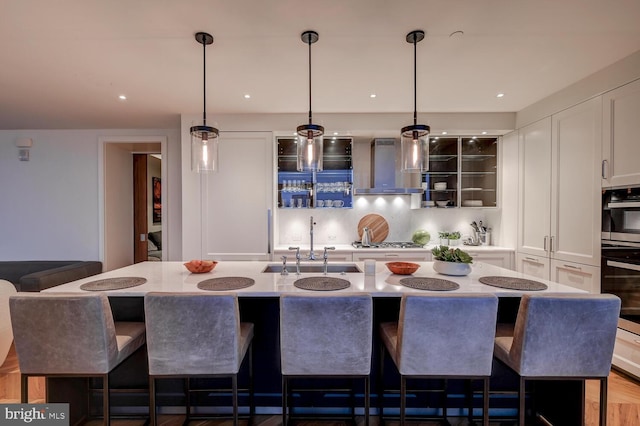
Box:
[2,344,640,425]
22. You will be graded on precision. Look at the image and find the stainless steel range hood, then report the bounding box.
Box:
[355,139,423,195]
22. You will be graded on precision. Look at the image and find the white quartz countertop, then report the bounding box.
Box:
[44,260,583,297]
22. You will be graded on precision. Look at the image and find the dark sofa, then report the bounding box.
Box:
[0,261,103,292]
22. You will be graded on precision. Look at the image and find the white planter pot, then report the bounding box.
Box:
[439,238,449,246]
[449,239,460,246]
[433,260,471,276]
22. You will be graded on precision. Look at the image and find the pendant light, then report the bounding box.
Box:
[190,32,219,173]
[401,30,430,172]
[296,30,324,172]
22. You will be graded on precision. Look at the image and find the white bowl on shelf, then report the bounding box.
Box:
[436,200,449,207]
[462,200,483,207]
[434,182,447,190]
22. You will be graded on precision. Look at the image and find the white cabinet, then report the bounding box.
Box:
[466,250,513,270]
[550,259,600,293]
[602,79,640,188]
[613,328,640,380]
[352,251,431,262]
[516,253,550,280]
[518,97,602,272]
[201,132,273,260]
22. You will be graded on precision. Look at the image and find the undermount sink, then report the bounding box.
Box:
[262,263,362,273]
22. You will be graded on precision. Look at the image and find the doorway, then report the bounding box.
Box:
[100,138,166,272]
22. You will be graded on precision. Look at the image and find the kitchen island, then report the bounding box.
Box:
[44,260,585,424]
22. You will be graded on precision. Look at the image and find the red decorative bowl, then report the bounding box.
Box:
[184,260,218,274]
[385,261,420,275]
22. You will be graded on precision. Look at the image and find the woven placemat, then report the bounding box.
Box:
[399,277,460,291]
[80,277,147,291]
[197,277,255,291]
[294,277,351,291]
[479,276,548,291]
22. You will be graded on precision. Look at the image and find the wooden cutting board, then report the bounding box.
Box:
[357,214,389,243]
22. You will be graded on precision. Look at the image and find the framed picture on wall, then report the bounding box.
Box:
[152,177,161,223]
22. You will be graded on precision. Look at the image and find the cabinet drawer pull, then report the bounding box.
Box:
[602,159,608,180]
[563,264,582,270]
[524,257,540,263]
[385,254,400,257]
[543,236,548,252]
[550,236,554,253]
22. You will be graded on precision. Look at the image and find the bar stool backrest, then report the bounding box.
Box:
[0,280,17,366]
[510,293,621,377]
[280,293,373,376]
[396,294,498,376]
[144,292,242,375]
[10,293,118,374]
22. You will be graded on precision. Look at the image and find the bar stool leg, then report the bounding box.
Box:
[400,376,407,426]
[21,374,28,403]
[149,377,156,426]
[249,342,254,425]
[103,373,110,425]
[600,377,608,426]
[282,377,288,426]
[519,377,526,426]
[378,345,385,424]
[232,374,238,426]
[483,377,489,426]
[364,376,370,426]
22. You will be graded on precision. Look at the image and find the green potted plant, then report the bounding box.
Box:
[448,231,461,246]
[431,245,473,276]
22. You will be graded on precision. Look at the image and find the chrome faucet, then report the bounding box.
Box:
[289,246,301,275]
[323,246,335,275]
[307,216,317,260]
[280,255,289,276]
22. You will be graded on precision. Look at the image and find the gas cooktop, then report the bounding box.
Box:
[352,241,425,249]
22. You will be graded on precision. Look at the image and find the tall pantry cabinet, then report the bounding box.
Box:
[602,78,640,188]
[516,96,602,293]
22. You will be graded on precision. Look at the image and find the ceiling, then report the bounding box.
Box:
[2,0,640,130]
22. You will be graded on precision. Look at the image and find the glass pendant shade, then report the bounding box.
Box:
[401,124,430,172]
[296,30,324,172]
[191,125,219,173]
[401,29,429,172]
[190,31,219,173]
[296,124,324,171]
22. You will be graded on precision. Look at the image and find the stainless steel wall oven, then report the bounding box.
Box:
[602,186,640,335]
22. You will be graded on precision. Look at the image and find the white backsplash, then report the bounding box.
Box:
[276,195,502,246]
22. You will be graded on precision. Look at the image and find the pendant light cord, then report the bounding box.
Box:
[202,39,207,126]
[308,38,312,125]
[413,37,417,127]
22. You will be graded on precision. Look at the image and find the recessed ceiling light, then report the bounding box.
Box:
[244,94,251,99]
[442,131,448,135]
[370,94,377,98]
[333,132,338,135]
[496,93,505,98]
[482,131,487,135]
[118,95,127,100]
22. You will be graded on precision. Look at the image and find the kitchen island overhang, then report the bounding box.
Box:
[42,261,587,424]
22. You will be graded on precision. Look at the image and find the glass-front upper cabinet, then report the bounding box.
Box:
[417,136,498,208]
[423,137,458,208]
[460,137,497,208]
[276,137,353,209]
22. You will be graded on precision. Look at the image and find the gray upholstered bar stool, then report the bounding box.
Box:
[379,293,499,426]
[494,293,621,426]
[9,293,146,424]
[144,292,254,426]
[280,293,373,426]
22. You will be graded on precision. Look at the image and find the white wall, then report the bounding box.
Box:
[0,128,180,262]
